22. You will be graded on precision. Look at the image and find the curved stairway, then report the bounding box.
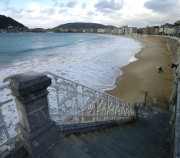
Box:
[41,106,172,158]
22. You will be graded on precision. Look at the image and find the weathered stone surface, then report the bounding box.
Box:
[9,71,51,97]
[14,91,50,133]
[51,106,172,158]
[9,71,58,158]
[21,123,58,158]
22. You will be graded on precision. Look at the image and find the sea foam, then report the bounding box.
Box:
[0,33,142,91]
[0,33,142,137]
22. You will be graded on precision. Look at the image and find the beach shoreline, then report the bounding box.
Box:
[106,35,174,110]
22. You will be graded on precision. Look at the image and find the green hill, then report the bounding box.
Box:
[54,22,116,30]
[0,14,26,29]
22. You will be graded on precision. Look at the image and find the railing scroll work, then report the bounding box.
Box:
[45,71,137,124]
[0,71,137,151]
[0,82,16,154]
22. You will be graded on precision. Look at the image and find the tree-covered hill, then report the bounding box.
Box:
[0,14,26,29]
[54,22,116,30]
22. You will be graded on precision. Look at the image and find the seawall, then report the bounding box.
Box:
[164,37,180,158]
[164,37,180,63]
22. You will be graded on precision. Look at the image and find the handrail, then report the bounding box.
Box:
[0,71,138,148]
[43,71,137,124]
[0,82,15,151]
[43,71,132,104]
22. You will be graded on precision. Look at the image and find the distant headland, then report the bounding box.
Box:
[0,14,179,37]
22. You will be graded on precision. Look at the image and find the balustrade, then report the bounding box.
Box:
[45,71,136,124]
[0,71,137,150]
[0,82,17,154]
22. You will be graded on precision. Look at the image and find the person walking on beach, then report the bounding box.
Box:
[157,66,163,73]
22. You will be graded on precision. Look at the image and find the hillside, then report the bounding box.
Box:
[0,14,26,29]
[54,22,116,30]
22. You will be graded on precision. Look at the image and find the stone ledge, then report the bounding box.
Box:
[57,119,134,135]
[9,71,51,97]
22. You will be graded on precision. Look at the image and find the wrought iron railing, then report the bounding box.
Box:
[0,81,16,155]
[44,71,137,125]
[136,91,148,108]
[0,71,137,150]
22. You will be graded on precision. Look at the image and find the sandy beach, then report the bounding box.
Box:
[106,35,174,110]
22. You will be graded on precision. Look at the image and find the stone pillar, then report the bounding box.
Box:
[9,71,58,158]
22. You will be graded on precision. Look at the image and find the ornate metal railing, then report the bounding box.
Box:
[0,81,16,155]
[44,71,137,125]
[0,71,137,150]
[137,91,148,108]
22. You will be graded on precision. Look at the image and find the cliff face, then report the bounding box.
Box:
[0,14,26,29]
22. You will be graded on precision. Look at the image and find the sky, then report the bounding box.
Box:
[0,0,179,28]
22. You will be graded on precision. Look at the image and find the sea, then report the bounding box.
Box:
[0,33,142,91]
[0,33,142,137]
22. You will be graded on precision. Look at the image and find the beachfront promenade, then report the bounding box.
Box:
[0,35,180,157]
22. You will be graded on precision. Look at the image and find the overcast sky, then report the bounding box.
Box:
[0,0,179,28]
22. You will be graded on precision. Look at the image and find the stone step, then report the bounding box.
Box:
[48,106,172,158]
[87,129,131,158]
[51,137,92,158]
[78,132,120,158]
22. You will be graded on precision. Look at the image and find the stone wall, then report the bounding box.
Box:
[165,37,180,158]
[164,37,180,63]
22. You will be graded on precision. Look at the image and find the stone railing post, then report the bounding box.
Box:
[9,71,58,157]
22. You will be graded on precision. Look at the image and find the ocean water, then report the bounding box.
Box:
[0,33,142,90]
[0,33,142,138]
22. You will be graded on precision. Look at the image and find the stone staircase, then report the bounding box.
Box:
[41,106,172,158]
[1,71,173,158]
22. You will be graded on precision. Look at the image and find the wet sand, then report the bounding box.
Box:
[106,35,174,110]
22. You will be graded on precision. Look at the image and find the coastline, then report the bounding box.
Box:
[106,35,174,110]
